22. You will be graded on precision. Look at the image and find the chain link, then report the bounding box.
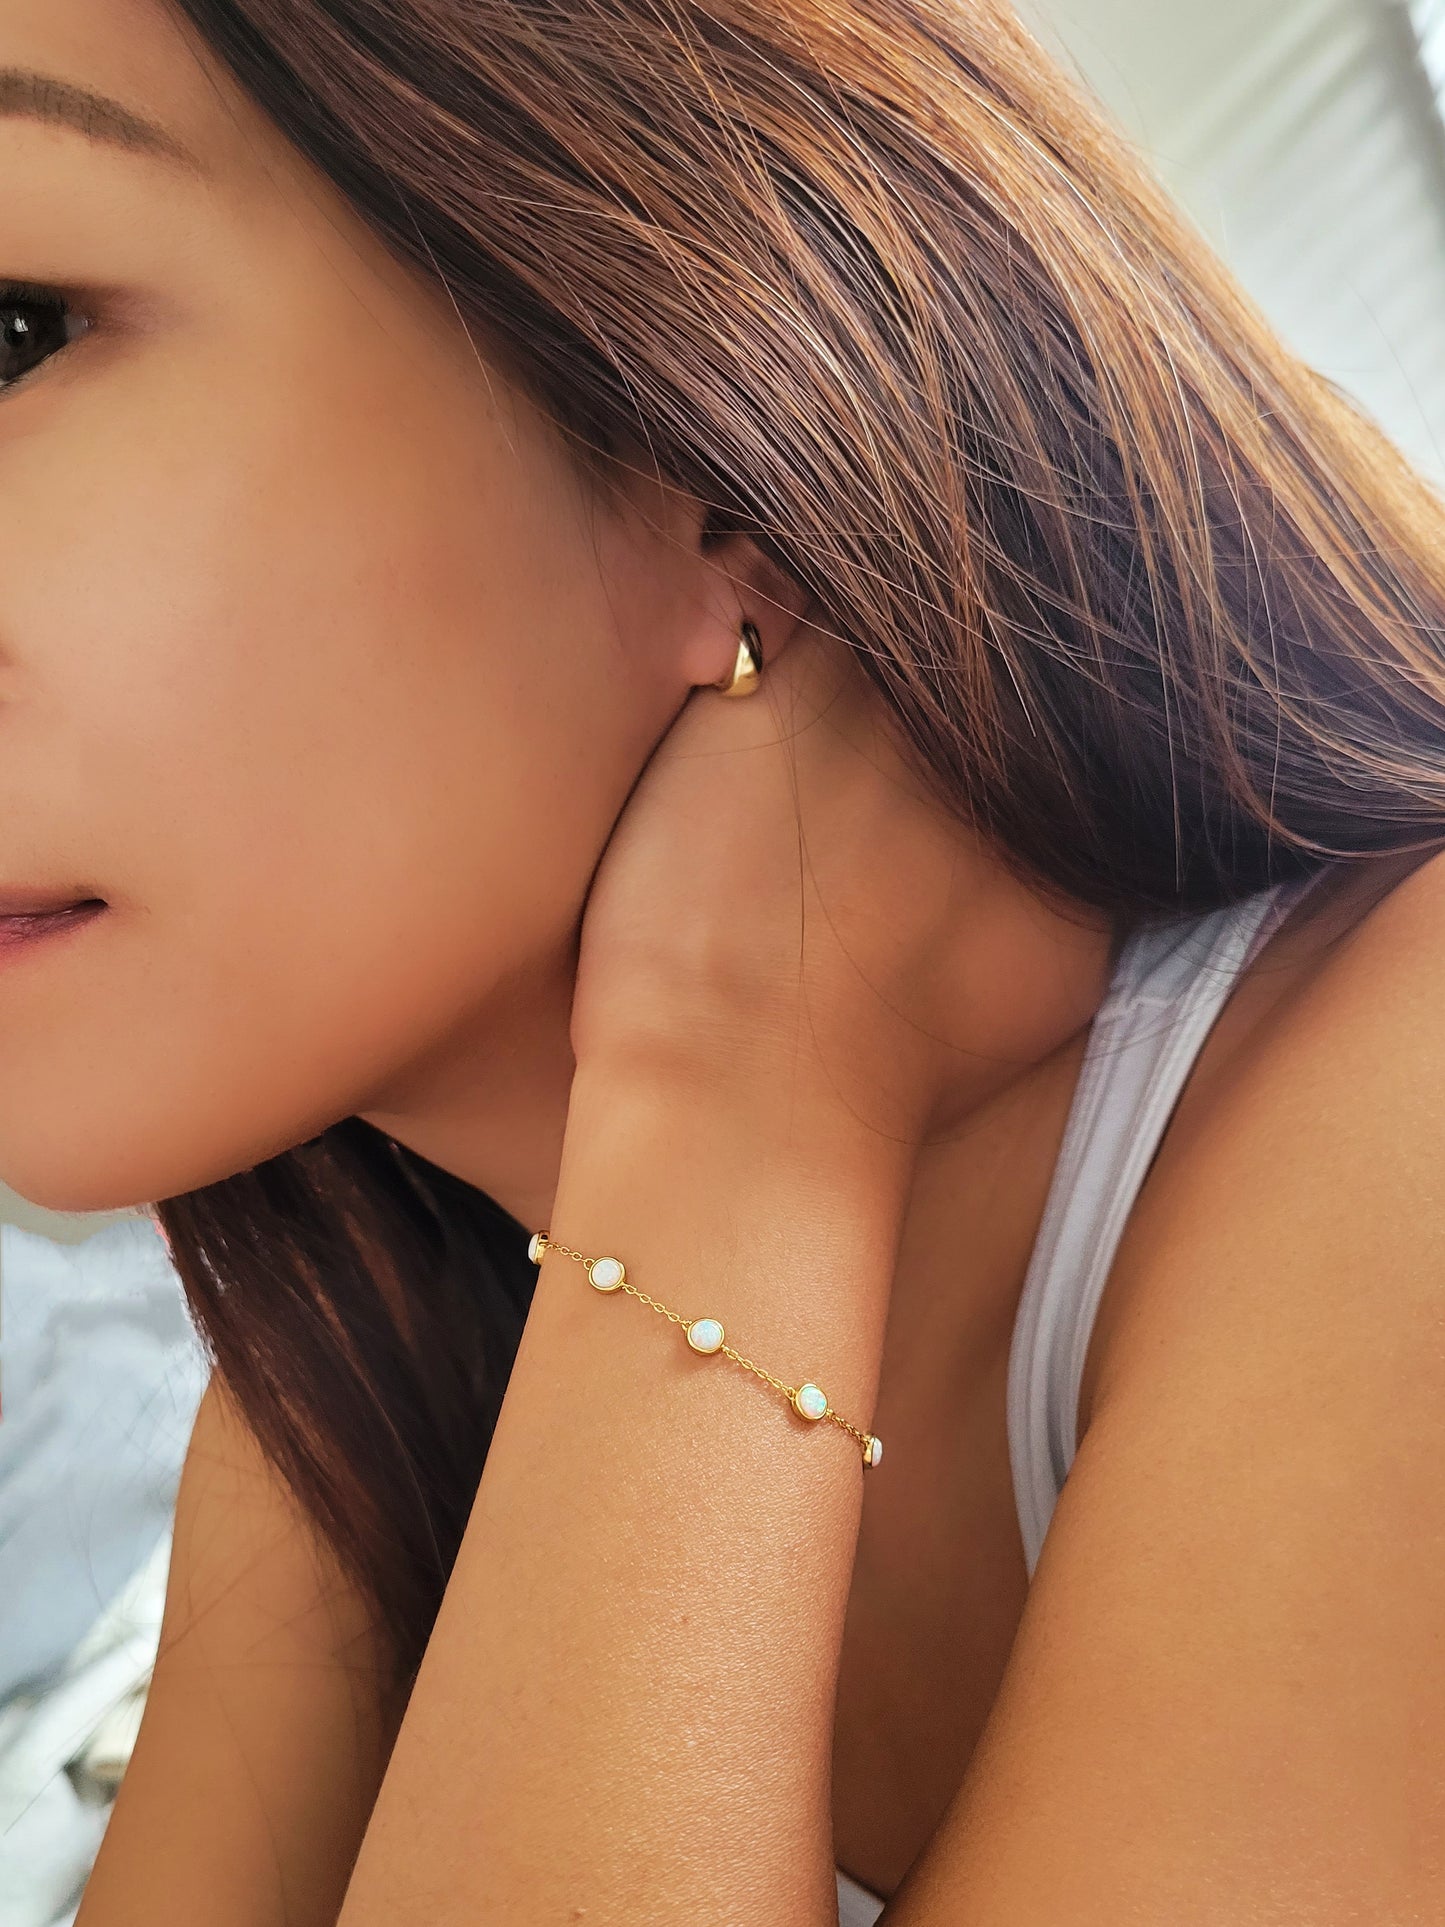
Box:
[532,1232,880,1468]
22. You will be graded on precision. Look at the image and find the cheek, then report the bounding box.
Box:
[0,368,635,1211]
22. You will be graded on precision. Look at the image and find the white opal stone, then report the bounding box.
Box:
[527,1231,545,1265]
[863,1435,884,1467]
[588,1256,625,1291]
[793,1382,828,1421]
[687,1317,724,1354]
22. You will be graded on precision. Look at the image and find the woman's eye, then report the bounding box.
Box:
[0,283,90,393]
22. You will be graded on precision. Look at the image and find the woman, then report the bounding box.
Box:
[4,0,1440,1918]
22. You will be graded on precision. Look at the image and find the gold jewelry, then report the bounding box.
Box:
[528,1230,883,1470]
[712,619,763,698]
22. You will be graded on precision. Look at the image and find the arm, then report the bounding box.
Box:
[75,1371,407,1927]
[336,1054,910,1925]
[336,625,933,1926]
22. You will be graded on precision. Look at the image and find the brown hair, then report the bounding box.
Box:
[157,0,1445,1687]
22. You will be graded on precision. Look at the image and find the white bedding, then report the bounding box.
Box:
[0,1216,207,1926]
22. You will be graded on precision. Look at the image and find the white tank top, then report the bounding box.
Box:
[834,871,1322,1926]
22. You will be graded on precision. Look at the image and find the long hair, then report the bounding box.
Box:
[154,0,1445,1688]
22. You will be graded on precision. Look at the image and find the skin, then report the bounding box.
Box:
[0,0,830,1218]
[10,2,1445,1921]
[0,0,1116,1226]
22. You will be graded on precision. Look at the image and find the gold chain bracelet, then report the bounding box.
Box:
[527,1230,883,1470]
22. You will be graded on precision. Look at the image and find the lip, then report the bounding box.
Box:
[0,899,106,960]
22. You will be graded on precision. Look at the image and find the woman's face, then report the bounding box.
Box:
[0,0,745,1218]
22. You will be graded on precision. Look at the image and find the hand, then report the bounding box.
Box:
[568,623,987,1151]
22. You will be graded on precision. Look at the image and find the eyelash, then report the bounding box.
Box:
[0,279,92,394]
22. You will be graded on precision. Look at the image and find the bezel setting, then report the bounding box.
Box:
[588,1255,626,1291]
[792,1382,829,1421]
[687,1317,725,1353]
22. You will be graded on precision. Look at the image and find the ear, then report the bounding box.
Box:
[599,435,820,688]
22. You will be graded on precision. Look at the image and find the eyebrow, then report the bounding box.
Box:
[0,67,206,175]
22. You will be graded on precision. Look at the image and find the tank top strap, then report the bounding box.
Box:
[1006,869,1327,1579]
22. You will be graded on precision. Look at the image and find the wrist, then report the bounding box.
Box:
[565,1041,918,1205]
[551,1050,915,1318]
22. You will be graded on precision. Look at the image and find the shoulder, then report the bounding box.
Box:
[1129,841,1445,1275]
[899,850,1445,1918]
[1079,844,1445,1438]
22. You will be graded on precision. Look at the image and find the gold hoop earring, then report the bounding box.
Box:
[713,620,763,698]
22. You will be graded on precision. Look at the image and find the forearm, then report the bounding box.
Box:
[337,1053,913,1926]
